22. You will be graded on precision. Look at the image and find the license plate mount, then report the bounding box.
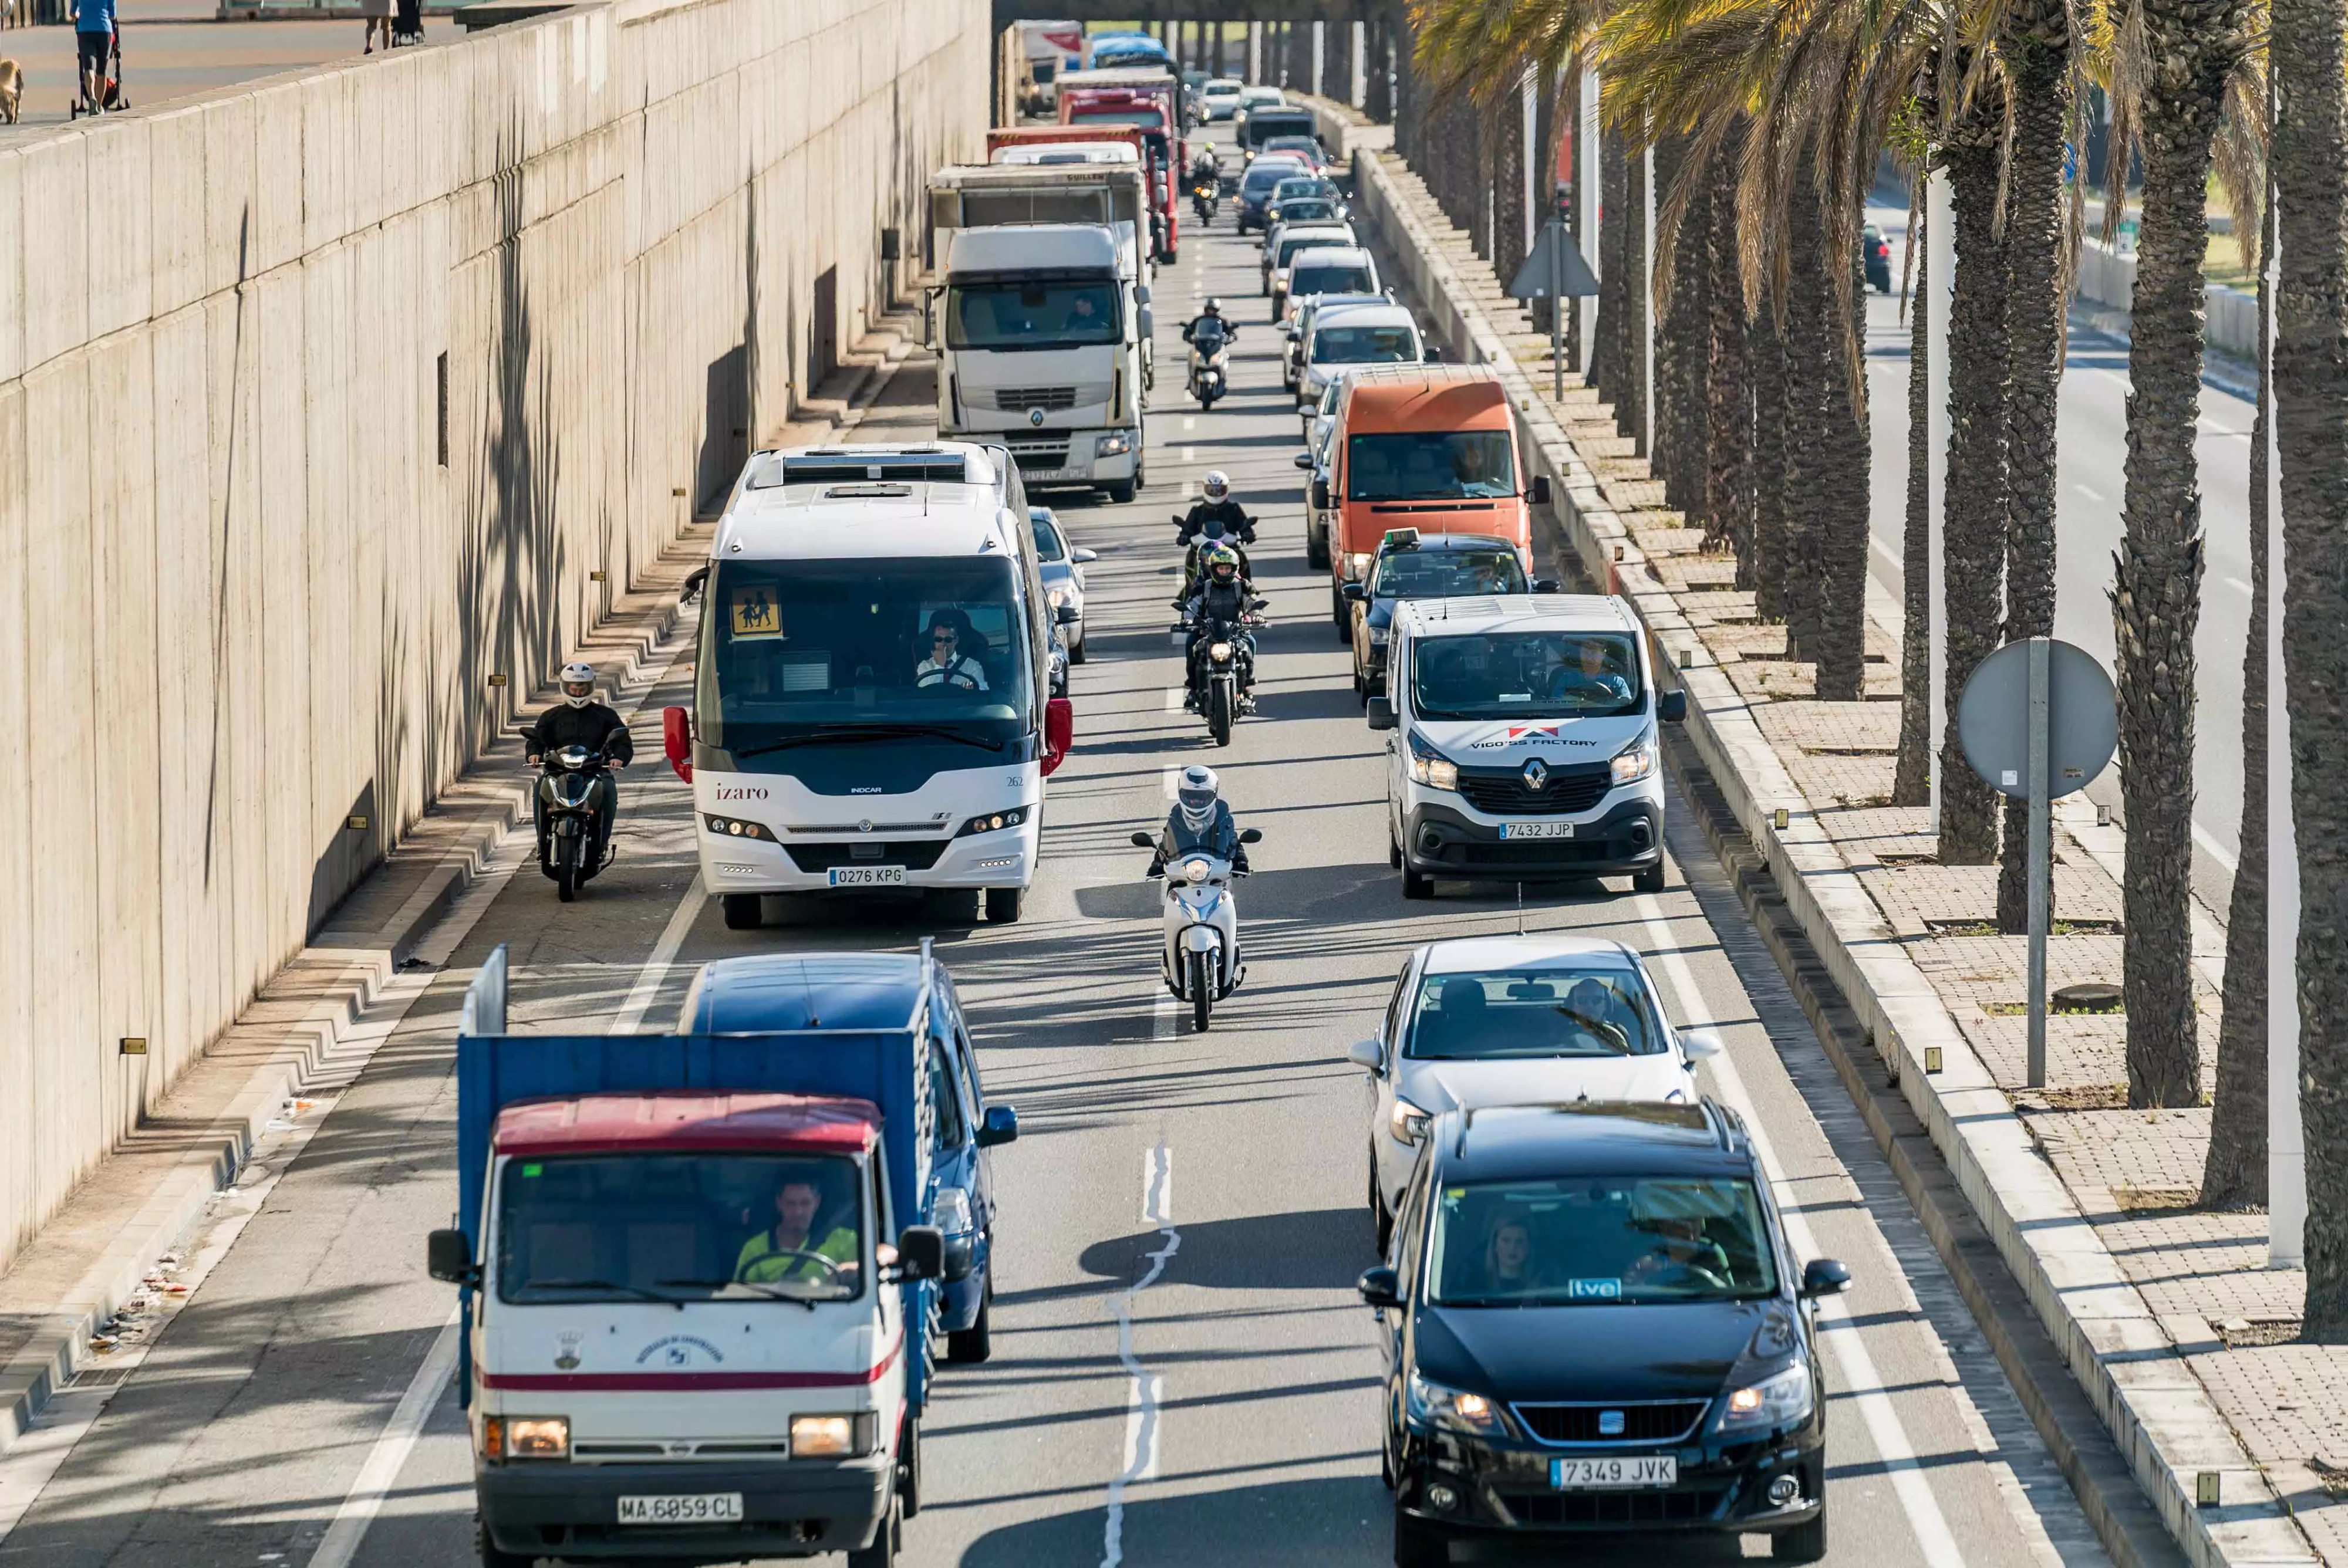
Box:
[828,866,908,887]
[618,1492,745,1525]
[1550,1455,1677,1489]
[1502,821,1576,840]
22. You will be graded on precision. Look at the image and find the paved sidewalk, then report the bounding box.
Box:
[1349,150,2342,1563]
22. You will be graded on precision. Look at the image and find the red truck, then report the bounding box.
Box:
[1055,67,1183,262]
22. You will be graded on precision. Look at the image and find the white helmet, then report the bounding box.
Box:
[559,661,596,709]
[1202,470,1230,502]
[1176,764,1221,833]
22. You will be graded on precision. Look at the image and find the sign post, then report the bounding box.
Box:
[1956,638,2118,1087]
[1507,219,1601,402]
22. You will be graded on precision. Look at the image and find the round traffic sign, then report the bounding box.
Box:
[1955,638,2117,800]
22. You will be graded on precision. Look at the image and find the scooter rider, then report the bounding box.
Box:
[1176,543,1256,711]
[527,661,632,851]
[1181,299,1237,352]
[1176,469,1256,547]
[1146,764,1252,877]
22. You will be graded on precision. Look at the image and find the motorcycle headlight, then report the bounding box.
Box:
[1209,641,1233,661]
[1611,739,1657,786]
[1183,859,1211,884]
[1097,431,1133,458]
[1388,1096,1431,1144]
[1716,1361,1813,1434]
[1405,1367,1505,1436]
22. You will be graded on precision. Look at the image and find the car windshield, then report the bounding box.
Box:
[696,555,1035,752]
[1412,631,1643,719]
[947,279,1122,350]
[1275,200,1342,226]
[1028,513,1067,562]
[1429,1176,1779,1306]
[1405,965,1661,1059]
[1274,178,1331,200]
[1277,232,1350,266]
[1293,263,1375,298]
[1347,430,1514,501]
[1313,323,1418,364]
[1372,547,1525,600]
[1242,161,1305,194]
[497,1153,866,1306]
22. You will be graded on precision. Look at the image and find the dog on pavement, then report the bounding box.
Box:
[0,58,22,127]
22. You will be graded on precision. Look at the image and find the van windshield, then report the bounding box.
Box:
[1428,1177,1777,1306]
[1411,631,1644,719]
[696,556,1034,754]
[1347,430,1515,501]
[947,280,1122,350]
[498,1154,866,1306]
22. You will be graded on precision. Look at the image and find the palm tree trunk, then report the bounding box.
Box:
[1752,310,1789,614]
[1780,217,1827,664]
[1706,138,1751,562]
[2204,135,2271,1207]
[1804,191,1872,701]
[1993,22,2072,930]
[1594,129,1630,405]
[1531,64,1560,337]
[1894,212,1934,805]
[1493,84,1529,305]
[1621,133,1652,451]
[1938,134,2010,865]
[1671,152,1710,514]
[2114,0,2242,1104]
[2272,0,2348,1339]
[1374,7,1399,135]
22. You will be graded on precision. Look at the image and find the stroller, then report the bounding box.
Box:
[68,23,127,119]
[391,0,422,46]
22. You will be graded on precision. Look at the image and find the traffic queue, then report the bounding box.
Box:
[431,55,1853,1568]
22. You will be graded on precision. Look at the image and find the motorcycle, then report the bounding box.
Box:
[1128,829,1264,1031]
[537,745,616,901]
[1191,178,1219,225]
[1173,603,1269,746]
[1187,323,1232,408]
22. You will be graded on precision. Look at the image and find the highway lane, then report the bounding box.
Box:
[1861,208,2251,911]
[0,138,2110,1568]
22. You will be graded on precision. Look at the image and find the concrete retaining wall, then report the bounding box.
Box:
[2076,237,2259,363]
[0,0,987,1272]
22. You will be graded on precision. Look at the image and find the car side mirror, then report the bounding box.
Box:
[1357,1265,1401,1309]
[1293,451,1315,469]
[1658,688,1688,723]
[427,1228,479,1287]
[1311,477,1331,510]
[1531,577,1560,593]
[1347,1036,1384,1073]
[1056,603,1082,625]
[1800,1258,1853,1299]
[1131,830,1157,849]
[663,707,693,784]
[895,1226,947,1283]
[977,1105,1020,1148]
[1341,582,1367,603]
[1366,696,1396,731]
[1072,547,1098,563]
[1678,1028,1725,1062]
[1529,474,1552,506]
[1238,827,1263,844]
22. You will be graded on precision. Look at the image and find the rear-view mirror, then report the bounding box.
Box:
[427,1228,478,1286]
[1658,689,1688,724]
[977,1105,1020,1148]
[662,707,694,784]
[1366,696,1397,731]
[1423,344,1443,363]
[1346,1037,1384,1073]
[895,1226,947,1283]
[1056,603,1082,625]
[1800,1258,1853,1299]
[1679,1029,1725,1062]
[1530,474,1552,506]
[1071,547,1098,563]
[1131,830,1157,848]
[1311,477,1331,510]
[1341,582,1367,602]
[680,565,709,603]
[1238,827,1264,844]
[1531,577,1560,594]
[1357,1265,1401,1309]
[1138,307,1154,337]
[1042,697,1074,777]
[1293,451,1315,469]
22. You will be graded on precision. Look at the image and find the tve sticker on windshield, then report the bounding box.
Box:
[1568,1278,1622,1300]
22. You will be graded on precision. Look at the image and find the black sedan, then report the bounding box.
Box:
[1863,224,1892,293]
[1341,532,1550,701]
[1358,1100,1852,1566]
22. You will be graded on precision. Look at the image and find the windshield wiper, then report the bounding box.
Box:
[656,1277,835,1313]
[731,724,1008,761]
[524,1278,687,1312]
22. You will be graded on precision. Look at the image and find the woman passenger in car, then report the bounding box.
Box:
[1482,1215,1544,1296]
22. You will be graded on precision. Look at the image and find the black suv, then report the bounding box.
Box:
[1358,1100,1851,1565]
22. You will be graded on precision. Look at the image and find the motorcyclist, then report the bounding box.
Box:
[1182,299,1236,352]
[1176,469,1256,548]
[1176,542,1258,710]
[1146,764,1251,877]
[1190,144,1220,187]
[527,661,632,856]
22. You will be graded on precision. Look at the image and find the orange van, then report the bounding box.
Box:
[1311,365,1550,636]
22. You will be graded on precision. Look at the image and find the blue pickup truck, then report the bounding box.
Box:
[428,943,1017,1567]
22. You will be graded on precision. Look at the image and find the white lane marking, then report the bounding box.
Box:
[1183,415,1197,431]
[307,1310,462,1568]
[1153,991,1178,1042]
[2223,575,2252,597]
[1182,445,1196,462]
[2072,483,2105,503]
[2192,817,2241,874]
[1101,1147,1179,1568]
[1162,765,1182,799]
[610,872,706,1033]
[1633,892,1969,1568]
[1164,688,1185,714]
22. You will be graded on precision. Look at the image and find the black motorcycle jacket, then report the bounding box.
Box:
[1178,497,1256,545]
[529,702,634,764]
[1151,801,1250,871]
[1184,577,1253,628]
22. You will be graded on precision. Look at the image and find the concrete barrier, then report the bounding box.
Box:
[0,0,988,1273]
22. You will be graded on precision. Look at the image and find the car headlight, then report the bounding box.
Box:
[933,1185,976,1239]
[1367,624,1388,646]
[1096,431,1132,458]
[1209,640,1233,661]
[1388,1096,1431,1144]
[1611,739,1656,786]
[1716,1361,1813,1434]
[1405,1367,1506,1436]
[1047,586,1069,609]
[484,1415,569,1462]
[790,1412,878,1458]
[1344,552,1374,580]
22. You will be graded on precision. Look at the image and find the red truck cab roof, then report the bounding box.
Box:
[492,1092,882,1158]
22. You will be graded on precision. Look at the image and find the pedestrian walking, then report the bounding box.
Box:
[72,0,113,114]
[360,0,391,55]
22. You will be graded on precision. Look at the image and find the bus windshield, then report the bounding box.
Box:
[947,280,1122,350]
[696,556,1035,754]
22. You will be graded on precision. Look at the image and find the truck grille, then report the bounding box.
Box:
[989,386,1078,412]
[784,840,948,873]
[1512,1401,1707,1445]
[1456,763,1611,816]
[1006,441,1071,469]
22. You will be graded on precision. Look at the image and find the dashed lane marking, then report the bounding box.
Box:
[1100,1145,1178,1568]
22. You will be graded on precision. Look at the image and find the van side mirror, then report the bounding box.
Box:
[977,1105,1020,1147]
[895,1226,947,1283]
[922,286,940,352]
[1357,1265,1401,1309]
[1311,477,1331,509]
[1294,451,1315,469]
[1800,1258,1853,1299]
[1238,827,1263,844]
[1658,689,1688,724]
[663,707,694,783]
[427,1228,479,1287]
[1530,474,1552,506]
[1366,696,1396,730]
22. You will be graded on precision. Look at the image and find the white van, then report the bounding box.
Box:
[1367,594,1686,898]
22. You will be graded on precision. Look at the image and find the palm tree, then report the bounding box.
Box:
[1893,198,1934,805]
[1706,118,1755,564]
[2269,0,2348,1340]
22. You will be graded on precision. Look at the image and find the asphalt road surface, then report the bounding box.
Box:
[0,134,2115,1568]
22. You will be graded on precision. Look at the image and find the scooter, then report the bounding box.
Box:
[1187,326,1232,408]
[1191,178,1220,226]
[1172,603,1268,746]
[537,745,616,901]
[1128,829,1264,1031]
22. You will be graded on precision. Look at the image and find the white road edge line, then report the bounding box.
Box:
[1633,892,1969,1568]
[1101,1145,1178,1568]
[307,1309,463,1568]
[610,871,707,1033]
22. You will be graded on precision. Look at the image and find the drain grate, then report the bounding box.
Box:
[68,1366,131,1390]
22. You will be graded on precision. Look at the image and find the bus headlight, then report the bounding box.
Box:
[706,815,775,842]
[958,807,1030,836]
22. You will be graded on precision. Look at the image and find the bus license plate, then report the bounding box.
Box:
[828,866,906,887]
[618,1492,744,1525]
[1551,1456,1676,1489]
[1502,822,1574,840]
